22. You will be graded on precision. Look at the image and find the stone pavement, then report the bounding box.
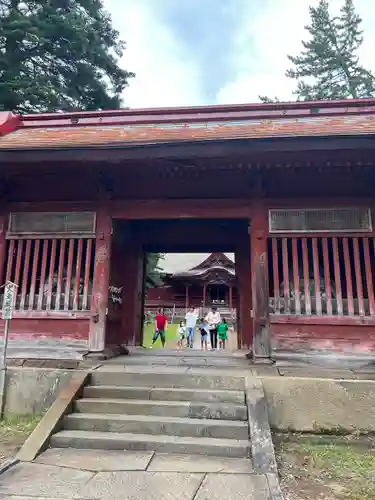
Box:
[0,448,276,499]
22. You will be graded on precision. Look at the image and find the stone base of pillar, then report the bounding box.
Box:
[83,344,130,361]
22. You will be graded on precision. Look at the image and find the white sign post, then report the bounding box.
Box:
[0,281,17,419]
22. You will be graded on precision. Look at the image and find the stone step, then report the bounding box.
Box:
[116,356,250,369]
[90,370,245,391]
[83,385,246,404]
[64,412,249,440]
[51,430,251,458]
[75,398,248,421]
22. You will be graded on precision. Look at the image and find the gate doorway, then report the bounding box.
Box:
[105,218,253,352]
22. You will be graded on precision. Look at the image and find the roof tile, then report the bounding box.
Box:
[1,114,375,149]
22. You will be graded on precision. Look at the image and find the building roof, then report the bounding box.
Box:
[1,99,375,150]
[160,253,234,274]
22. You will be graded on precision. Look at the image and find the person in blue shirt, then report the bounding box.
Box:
[197,317,209,351]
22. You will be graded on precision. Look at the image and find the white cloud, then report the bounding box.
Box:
[216,0,375,104]
[104,0,205,108]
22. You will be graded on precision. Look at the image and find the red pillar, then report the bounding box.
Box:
[121,242,144,346]
[203,284,207,308]
[251,207,271,358]
[235,237,252,349]
[229,285,233,310]
[0,215,7,286]
[185,284,189,310]
[89,205,112,353]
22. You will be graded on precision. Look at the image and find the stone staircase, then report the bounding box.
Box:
[50,353,252,459]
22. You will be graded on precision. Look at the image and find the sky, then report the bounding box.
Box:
[103,0,375,271]
[105,0,375,109]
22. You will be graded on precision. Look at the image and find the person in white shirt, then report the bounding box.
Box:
[185,307,198,348]
[205,306,221,350]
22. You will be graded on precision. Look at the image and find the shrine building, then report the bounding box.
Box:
[1,98,375,360]
[146,252,237,312]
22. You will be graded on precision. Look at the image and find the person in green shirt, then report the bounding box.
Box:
[217,318,228,350]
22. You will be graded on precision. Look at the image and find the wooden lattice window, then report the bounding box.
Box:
[269,208,372,233]
[7,212,96,238]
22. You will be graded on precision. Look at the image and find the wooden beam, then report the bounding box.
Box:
[1,135,375,165]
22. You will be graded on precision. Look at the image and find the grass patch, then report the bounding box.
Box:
[278,438,375,500]
[142,322,179,348]
[0,414,42,436]
[0,414,42,461]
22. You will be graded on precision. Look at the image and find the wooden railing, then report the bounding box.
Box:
[268,236,375,317]
[1,237,95,312]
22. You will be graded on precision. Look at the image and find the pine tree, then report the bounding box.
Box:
[260,0,375,102]
[0,0,134,112]
[146,253,165,288]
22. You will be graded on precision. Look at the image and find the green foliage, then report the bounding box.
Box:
[259,96,280,104]
[260,0,375,102]
[0,0,134,112]
[146,253,165,288]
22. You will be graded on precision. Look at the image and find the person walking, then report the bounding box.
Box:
[185,307,198,348]
[217,318,229,350]
[205,306,221,350]
[177,320,185,349]
[198,317,209,351]
[151,308,168,348]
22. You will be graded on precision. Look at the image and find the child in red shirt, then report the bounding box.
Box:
[152,308,168,348]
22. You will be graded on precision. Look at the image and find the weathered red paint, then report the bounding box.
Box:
[29,239,40,310]
[37,240,48,310]
[0,112,21,136]
[271,315,375,325]
[353,237,364,316]
[322,238,333,315]
[343,237,354,315]
[0,318,89,341]
[363,237,375,315]
[301,238,311,315]
[291,238,301,315]
[73,238,83,310]
[251,209,270,356]
[47,239,57,311]
[271,238,280,314]
[56,239,66,310]
[281,238,290,314]
[20,239,31,310]
[14,239,23,287]
[235,235,252,349]
[2,100,375,357]
[64,239,74,311]
[120,240,144,346]
[0,216,7,287]
[312,238,322,315]
[271,321,375,354]
[89,206,111,352]
[82,239,92,311]
[332,237,344,315]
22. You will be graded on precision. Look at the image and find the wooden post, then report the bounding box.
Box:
[88,206,112,352]
[203,284,207,308]
[121,239,144,346]
[229,285,233,311]
[185,284,189,310]
[235,237,252,349]
[0,216,7,287]
[251,208,271,359]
